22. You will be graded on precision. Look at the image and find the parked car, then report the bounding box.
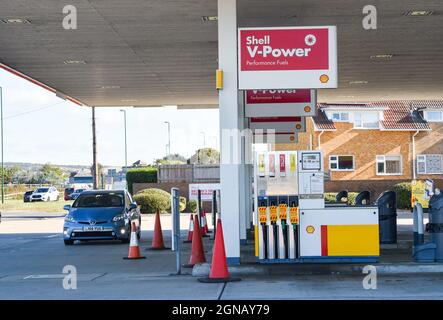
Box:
[64,187,75,201]
[62,190,141,245]
[69,188,87,200]
[23,190,34,203]
[30,187,60,202]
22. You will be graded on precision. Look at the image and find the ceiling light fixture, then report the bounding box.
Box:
[201,16,218,22]
[100,85,121,89]
[349,80,368,85]
[63,60,86,65]
[404,10,434,16]
[121,99,138,102]
[1,18,30,24]
[370,54,394,59]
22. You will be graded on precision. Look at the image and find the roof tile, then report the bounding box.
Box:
[312,100,434,131]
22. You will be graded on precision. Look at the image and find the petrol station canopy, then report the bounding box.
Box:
[1,0,443,107]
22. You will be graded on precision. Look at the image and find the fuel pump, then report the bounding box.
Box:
[254,150,380,264]
[257,196,268,259]
[268,196,278,259]
[288,196,299,259]
[277,196,288,259]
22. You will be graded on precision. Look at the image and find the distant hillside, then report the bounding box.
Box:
[5,162,91,171]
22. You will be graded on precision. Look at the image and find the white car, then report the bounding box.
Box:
[30,187,60,202]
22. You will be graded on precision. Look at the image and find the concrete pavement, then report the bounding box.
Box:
[1,212,443,300]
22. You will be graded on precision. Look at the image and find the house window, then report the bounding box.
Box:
[329,112,349,122]
[354,112,380,129]
[424,111,443,122]
[417,154,442,174]
[329,155,354,171]
[376,155,402,175]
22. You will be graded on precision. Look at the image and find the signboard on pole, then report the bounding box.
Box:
[245,89,316,117]
[189,183,220,201]
[238,26,337,89]
[250,116,306,133]
[411,179,434,209]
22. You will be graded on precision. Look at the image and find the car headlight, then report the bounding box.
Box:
[65,215,76,223]
[112,213,126,222]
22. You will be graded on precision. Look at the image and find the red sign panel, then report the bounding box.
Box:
[240,28,329,71]
[238,26,337,90]
[246,89,311,104]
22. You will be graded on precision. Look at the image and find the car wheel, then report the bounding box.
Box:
[64,239,74,245]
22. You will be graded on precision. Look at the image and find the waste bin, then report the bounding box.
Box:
[376,190,397,244]
[336,190,348,203]
[355,191,370,205]
[428,192,443,262]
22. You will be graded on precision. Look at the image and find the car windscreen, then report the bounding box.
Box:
[36,188,49,193]
[72,193,124,208]
[65,188,74,193]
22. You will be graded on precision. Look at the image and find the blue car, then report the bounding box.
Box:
[63,190,141,245]
[69,188,86,200]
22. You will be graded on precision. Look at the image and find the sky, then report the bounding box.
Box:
[0,69,220,167]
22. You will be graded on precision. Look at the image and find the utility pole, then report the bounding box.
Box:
[0,87,4,204]
[164,121,171,156]
[92,106,99,189]
[120,110,128,169]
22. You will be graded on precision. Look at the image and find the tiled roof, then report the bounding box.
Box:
[312,109,336,131]
[411,100,443,110]
[313,101,434,131]
[370,101,430,131]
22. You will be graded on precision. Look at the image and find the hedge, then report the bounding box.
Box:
[126,167,157,194]
[393,182,411,209]
[187,199,198,213]
[179,196,187,212]
[325,192,359,205]
[133,188,170,214]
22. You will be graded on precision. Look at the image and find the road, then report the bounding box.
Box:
[0,213,442,300]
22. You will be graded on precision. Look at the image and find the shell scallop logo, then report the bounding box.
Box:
[305,34,317,46]
[289,135,295,141]
[320,74,329,83]
[304,106,311,113]
[295,124,302,130]
[306,225,315,234]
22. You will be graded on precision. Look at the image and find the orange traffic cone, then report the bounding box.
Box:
[183,214,206,268]
[201,211,208,237]
[198,219,241,283]
[123,222,146,260]
[147,210,169,250]
[183,214,194,243]
[203,210,211,234]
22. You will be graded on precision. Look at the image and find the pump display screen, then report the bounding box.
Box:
[301,153,321,170]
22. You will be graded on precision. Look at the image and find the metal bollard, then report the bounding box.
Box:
[171,188,181,275]
[211,190,217,240]
[413,203,425,246]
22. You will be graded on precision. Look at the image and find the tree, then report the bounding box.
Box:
[155,153,187,165]
[189,148,220,165]
[39,163,66,185]
[1,166,20,184]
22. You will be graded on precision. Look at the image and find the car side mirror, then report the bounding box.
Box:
[63,205,71,211]
[129,203,137,211]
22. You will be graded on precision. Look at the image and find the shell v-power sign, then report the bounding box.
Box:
[238,26,337,89]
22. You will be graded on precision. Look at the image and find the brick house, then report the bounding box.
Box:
[276,101,443,198]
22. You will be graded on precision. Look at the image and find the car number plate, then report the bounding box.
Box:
[83,226,104,231]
